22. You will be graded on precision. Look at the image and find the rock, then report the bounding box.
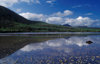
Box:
[86,41,93,44]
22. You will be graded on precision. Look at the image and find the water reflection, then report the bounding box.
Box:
[0,35,100,64]
[21,36,98,52]
[0,36,59,59]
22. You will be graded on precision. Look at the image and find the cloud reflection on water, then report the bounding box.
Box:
[20,35,100,52]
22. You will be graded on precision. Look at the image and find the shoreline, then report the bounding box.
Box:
[0,32,100,36]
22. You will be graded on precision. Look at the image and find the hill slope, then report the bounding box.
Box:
[0,6,71,32]
[0,6,46,27]
[0,6,100,32]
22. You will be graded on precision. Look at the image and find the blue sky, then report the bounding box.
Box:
[0,0,100,27]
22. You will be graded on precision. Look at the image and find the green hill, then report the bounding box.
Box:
[0,6,100,32]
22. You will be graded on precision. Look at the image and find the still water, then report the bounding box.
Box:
[0,34,100,64]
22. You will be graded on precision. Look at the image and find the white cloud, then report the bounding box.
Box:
[0,0,18,7]
[64,16,95,26]
[20,12,44,21]
[0,0,40,7]
[46,17,63,24]
[21,0,40,4]
[46,0,56,5]
[51,10,73,17]
[64,10,73,16]
[46,10,73,25]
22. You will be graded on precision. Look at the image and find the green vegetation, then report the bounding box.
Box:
[0,22,100,32]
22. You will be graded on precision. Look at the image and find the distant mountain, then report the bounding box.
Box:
[0,6,100,32]
[63,24,71,27]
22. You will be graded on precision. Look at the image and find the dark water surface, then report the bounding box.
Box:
[0,33,100,64]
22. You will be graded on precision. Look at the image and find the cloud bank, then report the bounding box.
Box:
[20,12,44,21]
[0,0,40,7]
[0,0,56,7]
[20,10,100,27]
